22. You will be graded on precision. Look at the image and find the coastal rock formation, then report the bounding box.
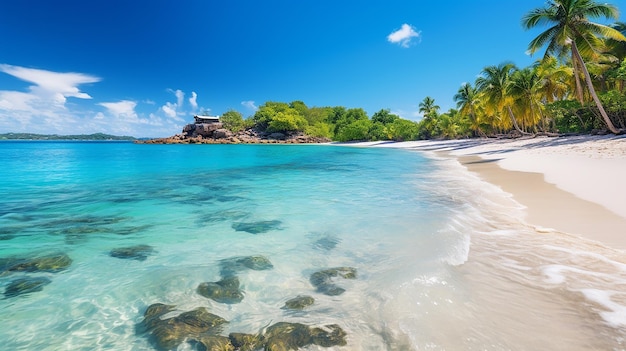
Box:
[109,244,154,261]
[139,303,348,350]
[310,267,357,296]
[137,126,331,145]
[4,277,52,298]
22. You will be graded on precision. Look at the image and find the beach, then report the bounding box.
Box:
[363,134,626,251]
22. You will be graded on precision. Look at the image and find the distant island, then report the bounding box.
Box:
[0,133,136,141]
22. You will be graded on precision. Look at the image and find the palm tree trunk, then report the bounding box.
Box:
[571,41,622,134]
[571,46,585,104]
[507,106,531,135]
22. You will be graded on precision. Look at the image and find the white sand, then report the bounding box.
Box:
[351,135,626,249]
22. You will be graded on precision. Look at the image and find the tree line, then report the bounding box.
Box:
[220,0,626,142]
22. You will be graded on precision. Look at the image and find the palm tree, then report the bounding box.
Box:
[419,96,440,118]
[476,63,529,135]
[454,83,484,136]
[534,56,573,102]
[522,0,626,134]
[509,67,545,131]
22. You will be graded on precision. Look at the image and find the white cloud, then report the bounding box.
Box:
[162,102,177,118]
[167,89,184,107]
[0,64,100,104]
[99,100,138,120]
[0,64,193,137]
[387,24,421,48]
[189,91,198,110]
[0,64,101,134]
[241,100,258,111]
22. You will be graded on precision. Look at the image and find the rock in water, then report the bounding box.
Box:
[231,220,282,234]
[4,277,52,298]
[310,267,357,296]
[194,335,235,351]
[282,295,315,310]
[139,304,229,350]
[263,322,347,350]
[228,332,264,351]
[2,253,72,274]
[197,276,244,304]
[219,255,273,277]
[109,245,154,261]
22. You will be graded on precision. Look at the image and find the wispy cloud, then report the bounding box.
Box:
[0,64,100,104]
[0,63,196,137]
[387,24,421,48]
[99,100,138,120]
[241,100,258,111]
[160,89,188,122]
[189,91,198,110]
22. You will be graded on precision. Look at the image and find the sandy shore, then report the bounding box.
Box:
[357,135,626,250]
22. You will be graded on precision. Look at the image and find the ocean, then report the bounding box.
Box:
[1,141,625,350]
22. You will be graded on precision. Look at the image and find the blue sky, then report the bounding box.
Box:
[1,0,624,137]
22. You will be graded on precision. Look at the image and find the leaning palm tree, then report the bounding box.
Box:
[522,0,626,134]
[476,63,529,135]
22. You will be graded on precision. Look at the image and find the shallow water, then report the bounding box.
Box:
[0,141,625,350]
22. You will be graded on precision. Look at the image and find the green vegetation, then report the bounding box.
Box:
[0,133,136,141]
[227,100,421,142]
[220,1,626,142]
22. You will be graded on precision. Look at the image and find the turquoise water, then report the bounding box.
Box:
[2,141,626,350]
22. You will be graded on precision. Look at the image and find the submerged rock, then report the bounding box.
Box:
[4,277,52,298]
[312,236,340,251]
[228,332,264,351]
[138,303,346,351]
[282,295,315,310]
[197,276,244,304]
[263,322,347,350]
[1,253,72,274]
[219,255,273,277]
[194,335,234,351]
[232,220,282,234]
[197,210,249,224]
[139,304,229,351]
[310,267,357,296]
[109,245,154,261]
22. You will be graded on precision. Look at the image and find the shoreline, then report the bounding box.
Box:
[357,135,626,250]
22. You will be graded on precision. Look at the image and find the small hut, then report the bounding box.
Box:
[194,115,220,124]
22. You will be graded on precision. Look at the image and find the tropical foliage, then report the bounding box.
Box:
[219,0,626,141]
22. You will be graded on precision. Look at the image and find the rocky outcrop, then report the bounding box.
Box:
[138,303,347,351]
[137,124,331,145]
